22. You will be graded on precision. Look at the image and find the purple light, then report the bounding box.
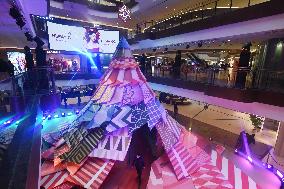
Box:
[247,156,253,163]
[277,170,283,178]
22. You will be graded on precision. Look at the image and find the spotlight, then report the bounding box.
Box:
[42,116,46,120]
[54,114,59,118]
[16,121,20,125]
[34,36,45,47]
[47,115,52,120]
[16,18,26,29]
[277,170,284,179]
[67,112,72,116]
[235,149,238,153]
[267,164,273,170]
[9,6,22,19]
[24,32,33,42]
[76,110,80,114]
[247,156,253,163]
[61,113,66,117]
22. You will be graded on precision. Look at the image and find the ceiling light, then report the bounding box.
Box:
[228,39,231,42]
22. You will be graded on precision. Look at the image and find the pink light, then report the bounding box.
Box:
[277,170,283,178]
[235,149,238,153]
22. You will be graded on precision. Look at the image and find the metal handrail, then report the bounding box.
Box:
[148,66,284,93]
[130,0,271,38]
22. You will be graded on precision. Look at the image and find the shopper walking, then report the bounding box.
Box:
[133,154,145,189]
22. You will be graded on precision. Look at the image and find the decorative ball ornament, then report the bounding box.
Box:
[118,5,131,22]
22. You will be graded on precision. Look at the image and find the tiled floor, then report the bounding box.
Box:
[162,102,277,147]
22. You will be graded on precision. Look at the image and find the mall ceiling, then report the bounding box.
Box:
[49,0,215,29]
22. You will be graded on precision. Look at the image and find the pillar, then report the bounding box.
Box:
[274,122,284,157]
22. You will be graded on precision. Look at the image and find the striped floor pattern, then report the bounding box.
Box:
[211,150,262,189]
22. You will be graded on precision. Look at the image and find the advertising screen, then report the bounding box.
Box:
[47,22,119,53]
[7,52,26,75]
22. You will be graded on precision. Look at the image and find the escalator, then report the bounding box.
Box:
[189,53,207,67]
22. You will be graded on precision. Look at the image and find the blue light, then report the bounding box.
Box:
[76,110,80,114]
[16,121,20,125]
[67,112,72,116]
[43,116,46,120]
[54,114,59,118]
[61,113,66,117]
[48,115,52,120]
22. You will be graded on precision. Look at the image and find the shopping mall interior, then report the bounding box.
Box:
[0,0,284,189]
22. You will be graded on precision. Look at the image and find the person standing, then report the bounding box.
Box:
[133,154,145,188]
[174,102,178,119]
[174,50,182,78]
[235,43,251,89]
[139,54,146,74]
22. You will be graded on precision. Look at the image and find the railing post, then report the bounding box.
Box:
[201,4,204,19]
[230,0,233,10]
[214,1,217,16]
[248,0,251,6]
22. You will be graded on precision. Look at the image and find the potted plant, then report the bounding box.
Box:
[250,114,263,131]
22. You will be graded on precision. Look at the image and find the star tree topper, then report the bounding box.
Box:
[118,5,131,22]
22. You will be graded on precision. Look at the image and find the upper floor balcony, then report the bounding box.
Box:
[128,0,284,41]
[52,0,138,12]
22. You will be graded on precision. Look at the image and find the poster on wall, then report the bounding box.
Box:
[47,22,119,53]
[7,52,26,75]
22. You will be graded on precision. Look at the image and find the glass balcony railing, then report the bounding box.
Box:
[129,0,271,39]
[143,65,284,94]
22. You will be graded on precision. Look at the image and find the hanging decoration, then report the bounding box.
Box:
[118,5,131,22]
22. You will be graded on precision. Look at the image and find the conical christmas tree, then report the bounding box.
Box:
[40,37,210,188]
